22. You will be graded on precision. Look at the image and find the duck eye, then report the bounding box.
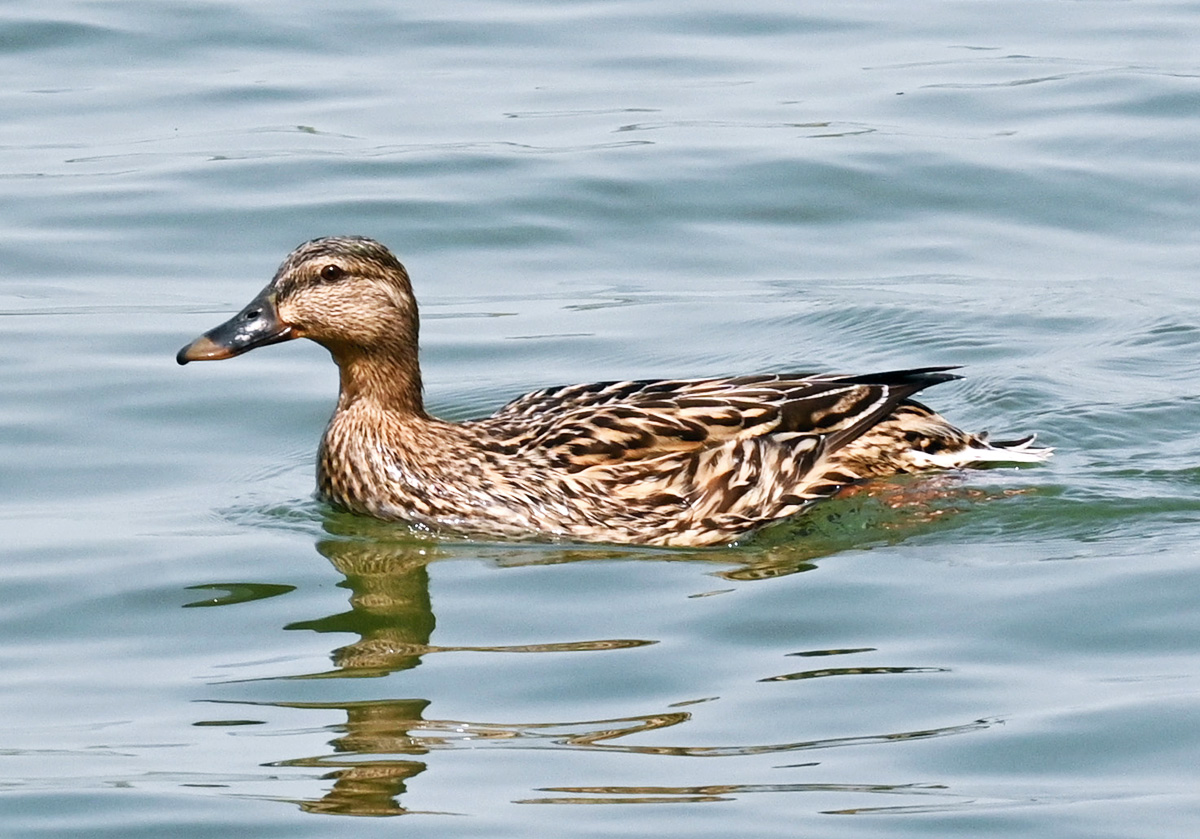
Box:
[320,264,344,282]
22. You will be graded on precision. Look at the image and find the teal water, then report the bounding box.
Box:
[3,2,1200,836]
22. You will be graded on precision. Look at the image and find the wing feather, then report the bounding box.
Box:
[471,367,961,471]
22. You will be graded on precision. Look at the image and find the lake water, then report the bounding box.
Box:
[3,1,1200,836]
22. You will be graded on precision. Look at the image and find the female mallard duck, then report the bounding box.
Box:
[178,236,1050,547]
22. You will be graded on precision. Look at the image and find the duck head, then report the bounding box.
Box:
[177,236,419,366]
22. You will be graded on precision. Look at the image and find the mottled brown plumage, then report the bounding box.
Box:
[178,236,1051,546]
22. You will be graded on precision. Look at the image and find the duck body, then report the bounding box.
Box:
[179,236,1050,547]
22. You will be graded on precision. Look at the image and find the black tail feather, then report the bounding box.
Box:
[835,366,963,389]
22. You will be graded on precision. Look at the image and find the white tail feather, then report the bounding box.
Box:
[910,434,1053,469]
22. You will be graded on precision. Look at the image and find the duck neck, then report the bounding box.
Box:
[331,345,427,418]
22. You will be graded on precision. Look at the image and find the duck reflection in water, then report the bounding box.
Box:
[287,480,996,684]
[213,495,1009,816]
[264,530,666,816]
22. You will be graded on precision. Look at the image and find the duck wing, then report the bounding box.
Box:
[474,367,962,470]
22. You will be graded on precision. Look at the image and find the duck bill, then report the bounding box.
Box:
[176,286,297,365]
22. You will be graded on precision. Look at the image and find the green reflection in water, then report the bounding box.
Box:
[196,482,1018,816]
[183,582,296,608]
[518,780,952,806]
[202,519,996,815]
[222,684,994,816]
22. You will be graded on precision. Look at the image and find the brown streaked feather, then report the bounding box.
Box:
[475,368,961,470]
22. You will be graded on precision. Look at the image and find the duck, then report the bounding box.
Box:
[177,236,1051,547]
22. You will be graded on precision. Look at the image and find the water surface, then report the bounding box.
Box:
[3,2,1200,837]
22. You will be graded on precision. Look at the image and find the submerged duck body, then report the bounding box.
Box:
[178,236,1050,547]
